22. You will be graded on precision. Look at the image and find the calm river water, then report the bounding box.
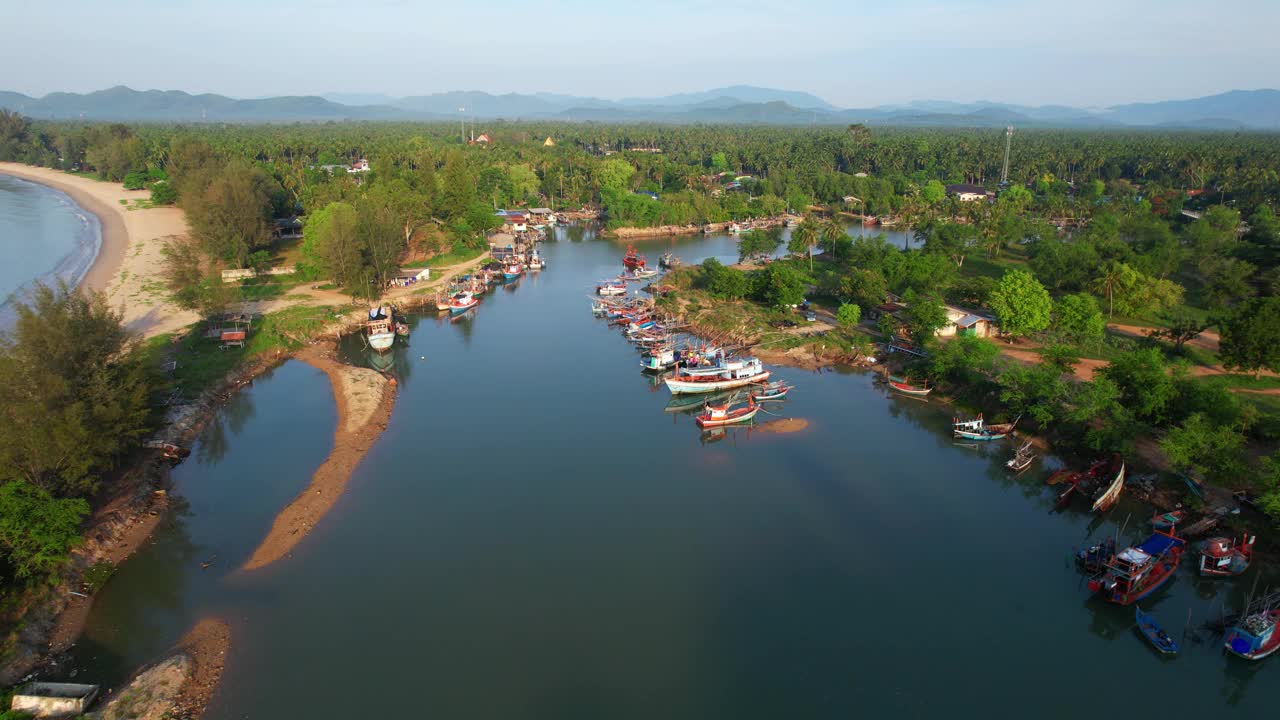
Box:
[66,226,1275,718]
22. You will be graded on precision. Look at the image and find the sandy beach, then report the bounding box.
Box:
[0,162,198,338]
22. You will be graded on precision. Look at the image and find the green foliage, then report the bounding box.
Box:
[921,179,945,204]
[928,335,999,383]
[835,303,861,327]
[1089,261,1182,318]
[0,481,88,584]
[0,283,155,498]
[1052,293,1106,344]
[702,257,750,300]
[182,160,282,267]
[1099,347,1177,423]
[1028,235,1098,291]
[752,263,808,308]
[596,158,636,193]
[1160,413,1247,484]
[738,228,782,262]
[82,560,116,593]
[988,269,1051,338]
[1218,297,1280,376]
[920,221,978,268]
[998,363,1071,425]
[148,179,177,205]
[900,291,949,341]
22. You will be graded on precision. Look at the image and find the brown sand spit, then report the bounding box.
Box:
[241,344,395,570]
[0,162,198,338]
[756,418,810,434]
[98,617,230,720]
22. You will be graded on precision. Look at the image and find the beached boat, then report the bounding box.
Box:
[448,291,478,314]
[695,397,759,428]
[1225,609,1280,661]
[888,377,931,396]
[1088,530,1185,605]
[1198,535,1255,577]
[952,414,1018,441]
[665,356,770,394]
[622,245,647,270]
[1087,455,1126,512]
[751,380,793,401]
[1150,510,1186,530]
[366,306,396,352]
[659,252,682,269]
[1135,607,1179,655]
[1006,440,1036,472]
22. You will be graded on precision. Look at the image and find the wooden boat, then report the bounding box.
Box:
[365,306,396,352]
[435,295,451,312]
[641,346,681,373]
[597,281,627,296]
[1198,535,1255,577]
[1135,607,1179,655]
[1005,441,1036,472]
[952,414,1017,441]
[1225,609,1280,660]
[447,291,478,314]
[1076,538,1116,574]
[1088,529,1185,605]
[1150,510,1186,530]
[622,245,647,269]
[888,377,932,396]
[1087,455,1125,512]
[695,397,759,428]
[751,380,792,401]
[659,252,682,269]
[502,262,524,280]
[665,357,770,394]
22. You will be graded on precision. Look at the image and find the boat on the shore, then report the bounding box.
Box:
[622,245,647,270]
[1198,535,1255,577]
[1006,441,1036,472]
[1135,607,1179,655]
[952,414,1018,441]
[1056,455,1126,512]
[664,356,769,394]
[695,397,759,428]
[1087,529,1185,605]
[1225,609,1280,661]
[448,291,479,314]
[366,306,397,352]
[888,376,931,396]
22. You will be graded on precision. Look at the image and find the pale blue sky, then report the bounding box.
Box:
[4,0,1278,107]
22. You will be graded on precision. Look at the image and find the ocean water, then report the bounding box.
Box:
[0,172,101,328]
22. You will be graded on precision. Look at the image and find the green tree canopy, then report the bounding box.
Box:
[989,269,1052,339]
[1219,297,1280,377]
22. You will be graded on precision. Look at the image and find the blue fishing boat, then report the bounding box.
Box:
[1135,607,1179,655]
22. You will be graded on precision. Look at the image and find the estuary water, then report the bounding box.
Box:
[0,173,100,327]
[67,226,1275,718]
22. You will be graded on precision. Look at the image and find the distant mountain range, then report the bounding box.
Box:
[2,85,1278,129]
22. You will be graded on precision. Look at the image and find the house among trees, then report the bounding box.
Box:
[941,306,999,337]
[945,183,995,202]
[543,136,555,146]
[470,133,492,145]
[350,159,370,173]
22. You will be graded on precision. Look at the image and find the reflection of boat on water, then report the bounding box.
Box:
[695,397,759,428]
[665,390,732,414]
[369,349,396,373]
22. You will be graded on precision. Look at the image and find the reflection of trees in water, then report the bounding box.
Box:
[561,225,587,243]
[195,381,259,465]
[452,310,477,345]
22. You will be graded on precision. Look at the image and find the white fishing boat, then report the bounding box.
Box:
[664,356,770,394]
[527,251,545,270]
[597,281,627,296]
[448,291,478,314]
[366,307,396,352]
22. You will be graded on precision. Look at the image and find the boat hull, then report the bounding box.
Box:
[696,406,760,428]
[665,371,770,395]
[1091,462,1125,512]
[449,301,478,314]
[368,332,395,352]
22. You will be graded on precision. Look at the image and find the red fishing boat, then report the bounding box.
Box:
[1088,529,1185,605]
[1054,455,1125,512]
[695,397,759,428]
[888,376,932,396]
[1198,535,1255,577]
[622,244,647,270]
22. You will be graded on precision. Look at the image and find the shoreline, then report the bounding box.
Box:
[0,163,127,294]
[0,162,197,337]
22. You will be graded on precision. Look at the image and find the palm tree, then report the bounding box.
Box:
[790,216,820,270]
[819,218,848,262]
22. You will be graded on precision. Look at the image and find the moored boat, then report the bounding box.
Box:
[659,251,682,269]
[888,376,931,396]
[1198,535,1255,577]
[641,346,681,373]
[751,380,792,401]
[1225,609,1280,661]
[622,245,647,269]
[1150,510,1186,530]
[503,262,524,280]
[1086,455,1126,512]
[952,413,1018,441]
[527,251,545,270]
[664,356,770,394]
[1006,440,1036,472]
[366,306,396,352]
[695,397,759,428]
[1088,529,1184,605]
[1135,607,1179,655]
[448,291,479,314]
[597,280,627,296]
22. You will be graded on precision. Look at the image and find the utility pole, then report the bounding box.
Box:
[1000,126,1014,185]
[459,107,466,144]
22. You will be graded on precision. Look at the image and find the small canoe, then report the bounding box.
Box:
[695,399,760,428]
[1135,607,1179,655]
[751,380,793,401]
[888,379,931,396]
[1151,510,1186,530]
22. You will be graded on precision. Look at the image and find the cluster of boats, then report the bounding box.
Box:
[429,248,546,317]
[590,247,790,431]
[596,246,676,295]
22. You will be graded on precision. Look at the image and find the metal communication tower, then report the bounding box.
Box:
[1000,126,1014,185]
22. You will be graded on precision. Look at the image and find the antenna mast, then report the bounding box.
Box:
[1000,126,1014,185]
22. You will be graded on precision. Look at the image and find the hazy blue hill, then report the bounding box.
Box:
[620,85,836,110]
[0,86,403,121]
[1103,89,1280,128]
